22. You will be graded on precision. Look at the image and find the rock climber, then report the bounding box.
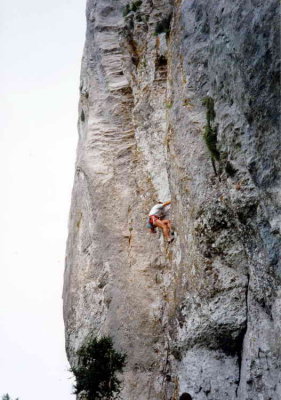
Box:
[147,200,174,242]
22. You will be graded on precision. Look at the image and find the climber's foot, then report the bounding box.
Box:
[167,236,174,244]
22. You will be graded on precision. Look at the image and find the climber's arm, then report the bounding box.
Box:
[162,200,171,207]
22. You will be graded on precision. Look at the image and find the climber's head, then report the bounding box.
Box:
[179,394,192,400]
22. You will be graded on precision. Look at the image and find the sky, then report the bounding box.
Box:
[0,1,86,398]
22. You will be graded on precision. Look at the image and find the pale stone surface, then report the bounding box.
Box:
[63,0,281,399]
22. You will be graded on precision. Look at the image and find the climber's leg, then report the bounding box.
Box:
[163,219,174,241]
[165,219,172,230]
[162,219,172,231]
[154,219,170,240]
[166,219,175,236]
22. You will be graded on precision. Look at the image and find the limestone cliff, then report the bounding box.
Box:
[63,1,281,399]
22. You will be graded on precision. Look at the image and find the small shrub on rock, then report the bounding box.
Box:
[203,124,220,161]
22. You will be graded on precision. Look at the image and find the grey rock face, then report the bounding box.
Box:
[63,1,281,399]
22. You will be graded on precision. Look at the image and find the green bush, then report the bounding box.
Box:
[71,336,126,400]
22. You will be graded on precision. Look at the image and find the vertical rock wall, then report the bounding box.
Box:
[63,1,281,399]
